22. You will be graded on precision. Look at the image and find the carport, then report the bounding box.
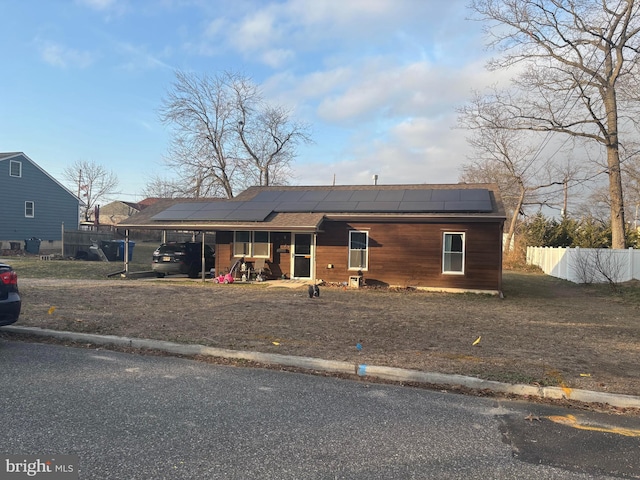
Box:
[115,198,222,281]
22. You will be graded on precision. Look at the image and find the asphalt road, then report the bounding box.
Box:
[1,339,639,479]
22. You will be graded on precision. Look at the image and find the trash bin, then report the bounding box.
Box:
[116,240,135,261]
[24,237,41,254]
[99,241,119,261]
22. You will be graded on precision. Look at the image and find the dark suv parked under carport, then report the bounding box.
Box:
[0,263,21,326]
[152,242,215,278]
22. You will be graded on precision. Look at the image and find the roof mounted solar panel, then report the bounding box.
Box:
[431,190,461,201]
[276,191,306,203]
[324,190,354,201]
[349,190,379,201]
[152,210,187,221]
[398,201,445,212]
[275,202,319,212]
[355,201,400,212]
[252,191,285,202]
[443,201,492,212]
[187,210,235,220]
[300,191,330,202]
[150,187,496,221]
[375,190,405,202]
[402,190,433,201]
[236,201,278,211]
[151,203,206,220]
[223,209,273,221]
[460,189,491,201]
[197,202,232,211]
[320,201,359,212]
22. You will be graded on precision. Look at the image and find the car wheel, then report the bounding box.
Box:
[187,268,200,278]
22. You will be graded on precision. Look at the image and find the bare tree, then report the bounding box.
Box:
[142,175,185,199]
[467,0,640,248]
[159,71,310,199]
[62,160,119,222]
[237,104,309,188]
[458,98,569,250]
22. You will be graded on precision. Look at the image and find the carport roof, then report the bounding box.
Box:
[118,197,326,231]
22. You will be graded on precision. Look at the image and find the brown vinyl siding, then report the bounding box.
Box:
[316,220,502,291]
[214,219,502,291]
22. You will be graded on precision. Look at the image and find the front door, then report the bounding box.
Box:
[292,233,313,279]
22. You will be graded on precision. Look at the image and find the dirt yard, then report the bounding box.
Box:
[5,270,639,400]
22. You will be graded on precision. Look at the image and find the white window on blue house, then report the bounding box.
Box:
[25,201,35,218]
[10,160,22,177]
[443,232,465,274]
[348,230,368,270]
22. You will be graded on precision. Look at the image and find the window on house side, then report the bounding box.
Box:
[348,230,368,270]
[25,201,34,218]
[443,232,465,274]
[10,160,22,177]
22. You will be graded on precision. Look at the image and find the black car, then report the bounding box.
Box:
[152,242,215,278]
[0,263,21,326]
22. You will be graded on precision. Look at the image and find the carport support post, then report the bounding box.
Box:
[313,232,317,284]
[124,229,130,273]
[201,232,206,282]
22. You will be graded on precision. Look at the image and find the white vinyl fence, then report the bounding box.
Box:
[526,246,640,284]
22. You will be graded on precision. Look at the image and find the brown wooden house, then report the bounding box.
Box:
[120,184,506,294]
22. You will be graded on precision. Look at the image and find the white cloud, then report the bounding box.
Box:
[234,10,279,52]
[114,41,174,71]
[292,114,472,186]
[38,41,94,69]
[76,0,118,10]
[260,48,295,69]
[314,61,458,124]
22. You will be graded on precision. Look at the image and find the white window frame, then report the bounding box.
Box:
[442,232,465,275]
[10,160,22,177]
[348,230,369,271]
[25,201,35,218]
[233,231,270,258]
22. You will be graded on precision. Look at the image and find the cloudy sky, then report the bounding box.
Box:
[0,0,505,201]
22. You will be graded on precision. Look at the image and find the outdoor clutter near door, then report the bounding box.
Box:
[118,184,506,295]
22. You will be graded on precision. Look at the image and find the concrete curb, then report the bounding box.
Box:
[4,325,640,410]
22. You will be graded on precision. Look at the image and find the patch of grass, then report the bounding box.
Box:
[3,242,158,279]
[502,270,575,299]
[12,267,640,397]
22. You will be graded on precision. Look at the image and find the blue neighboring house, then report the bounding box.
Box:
[0,152,81,252]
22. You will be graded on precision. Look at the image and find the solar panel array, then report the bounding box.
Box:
[151,188,494,222]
